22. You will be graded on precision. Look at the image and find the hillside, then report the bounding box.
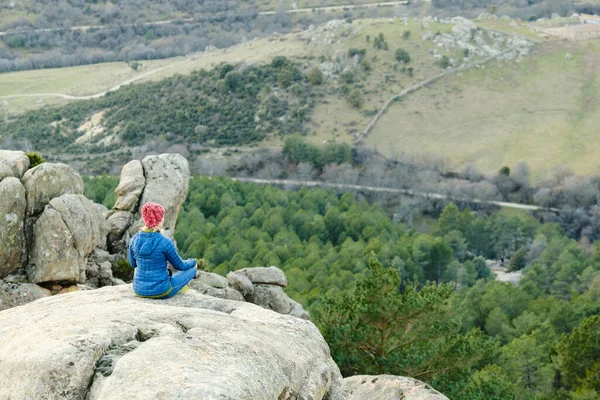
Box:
[4,15,600,179]
[1,17,542,169]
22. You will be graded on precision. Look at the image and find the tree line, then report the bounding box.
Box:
[83,174,600,399]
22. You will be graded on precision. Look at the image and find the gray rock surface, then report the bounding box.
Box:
[227,271,255,296]
[113,160,145,212]
[0,178,26,278]
[247,284,294,315]
[0,285,344,400]
[30,194,110,284]
[0,280,51,311]
[235,266,288,287]
[49,194,109,257]
[134,154,190,236]
[21,162,84,216]
[107,210,132,244]
[343,375,449,400]
[195,271,229,289]
[0,150,29,180]
[189,281,245,302]
[30,207,80,283]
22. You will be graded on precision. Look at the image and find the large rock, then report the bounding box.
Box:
[30,207,80,283]
[343,375,449,400]
[0,178,26,278]
[0,280,51,311]
[106,211,132,246]
[113,160,145,212]
[227,271,254,296]
[30,194,110,284]
[49,194,109,257]
[189,281,246,302]
[133,154,190,236]
[0,285,344,400]
[235,266,288,287]
[0,150,29,180]
[21,162,84,216]
[195,271,229,289]
[247,284,295,314]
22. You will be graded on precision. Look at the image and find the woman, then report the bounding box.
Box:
[129,202,197,299]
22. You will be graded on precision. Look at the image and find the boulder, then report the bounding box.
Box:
[0,150,29,180]
[188,281,245,302]
[343,375,449,400]
[49,194,109,257]
[195,271,229,289]
[0,280,51,311]
[106,211,132,243]
[21,162,84,216]
[227,271,254,296]
[0,178,26,278]
[289,298,310,320]
[30,207,80,283]
[133,154,190,236]
[0,285,344,400]
[247,284,294,315]
[113,160,145,212]
[85,249,119,288]
[235,266,288,287]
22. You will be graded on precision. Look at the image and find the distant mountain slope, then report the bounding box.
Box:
[5,16,600,179]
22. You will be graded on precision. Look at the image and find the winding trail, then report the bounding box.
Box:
[356,46,526,143]
[0,56,194,101]
[230,177,561,212]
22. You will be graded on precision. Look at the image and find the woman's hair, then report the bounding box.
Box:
[141,202,165,229]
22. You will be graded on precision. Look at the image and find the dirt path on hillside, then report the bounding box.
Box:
[231,177,561,212]
[0,56,194,101]
[356,46,532,143]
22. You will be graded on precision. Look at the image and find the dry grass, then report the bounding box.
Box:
[366,39,600,180]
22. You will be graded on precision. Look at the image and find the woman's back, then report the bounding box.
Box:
[130,231,172,296]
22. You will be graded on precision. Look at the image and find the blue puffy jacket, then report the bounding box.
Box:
[128,231,196,297]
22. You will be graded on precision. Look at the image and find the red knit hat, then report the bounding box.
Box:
[141,202,165,229]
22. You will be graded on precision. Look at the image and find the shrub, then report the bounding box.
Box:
[112,259,134,282]
[395,48,411,63]
[348,89,364,109]
[373,33,389,50]
[307,67,324,85]
[348,48,367,58]
[26,152,45,169]
[339,70,355,84]
[438,55,450,69]
[402,30,411,40]
[360,58,372,72]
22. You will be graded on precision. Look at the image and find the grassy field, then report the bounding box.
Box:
[0,38,310,114]
[366,38,600,180]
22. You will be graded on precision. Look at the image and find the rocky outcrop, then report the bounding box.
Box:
[30,194,110,283]
[343,375,449,400]
[113,160,145,212]
[0,279,51,312]
[21,162,84,217]
[0,285,344,400]
[0,152,121,306]
[0,177,26,278]
[0,150,29,180]
[107,154,189,253]
[190,267,309,320]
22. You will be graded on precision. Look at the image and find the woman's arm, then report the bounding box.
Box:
[163,237,196,271]
[128,238,137,269]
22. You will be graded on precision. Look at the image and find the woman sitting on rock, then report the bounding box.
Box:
[129,202,197,299]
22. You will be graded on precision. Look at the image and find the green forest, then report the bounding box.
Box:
[85,175,600,399]
[2,57,315,151]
